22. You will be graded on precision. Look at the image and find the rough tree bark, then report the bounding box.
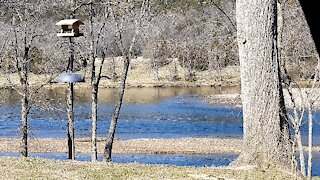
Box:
[235,0,292,167]
[21,35,30,158]
[89,2,98,162]
[21,80,29,157]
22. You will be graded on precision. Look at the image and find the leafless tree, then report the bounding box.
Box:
[87,1,109,162]
[278,0,320,177]
[103,0,150,162]
[0,3,64,157]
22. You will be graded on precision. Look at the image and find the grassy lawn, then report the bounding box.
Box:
[0,157,315,180]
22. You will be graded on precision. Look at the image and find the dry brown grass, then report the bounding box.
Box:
[0,156,306,180]
[0,137,318,179]
[1,137,319,155]
[0,57,241,88]
[0,137,242,154]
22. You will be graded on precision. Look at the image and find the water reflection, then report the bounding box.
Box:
[0,90,244,139]
[0,86,241,104]
[0,86,319,143]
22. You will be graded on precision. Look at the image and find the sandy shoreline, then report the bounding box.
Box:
[1,137,319,155]
[0,137,242,154]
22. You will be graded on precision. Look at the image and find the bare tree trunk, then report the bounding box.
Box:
[307,105,313,179]
[291,141,298,179]
[295,126,306,175]
[215,55,222,86]
[207,50,214,79]
[292,107,306,176]
[103,0,149,162]
[21,89,29,157]
[21,35,30,157]
[172,59,178,82]
[104,56,130,162]
[151,58,159,81]
[235,0,292,167]
[110,57,116,82]
[91,85,98,161]
[88,1,99,162]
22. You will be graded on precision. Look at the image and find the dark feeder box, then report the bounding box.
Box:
[57,73,85,83]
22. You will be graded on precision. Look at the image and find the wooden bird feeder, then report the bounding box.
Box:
[56,19,84,37]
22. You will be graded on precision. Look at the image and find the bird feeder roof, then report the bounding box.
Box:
[57,73,85,83]
[55,19,84,26]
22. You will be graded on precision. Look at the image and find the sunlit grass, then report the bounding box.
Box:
[0,156,311,180]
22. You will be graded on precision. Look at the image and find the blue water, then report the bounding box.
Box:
[0,152,238,167]
[1,93,319,145]
[1,87,320,176]
[0,94,244,139]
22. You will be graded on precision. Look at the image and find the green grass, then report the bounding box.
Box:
[0,157,315,180]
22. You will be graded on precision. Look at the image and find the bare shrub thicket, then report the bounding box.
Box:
[142,0,237,81]
[279,0,319,178]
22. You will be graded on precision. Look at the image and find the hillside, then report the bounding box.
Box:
[0,0,317,86]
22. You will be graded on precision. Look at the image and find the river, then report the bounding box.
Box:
[0,86,319,176]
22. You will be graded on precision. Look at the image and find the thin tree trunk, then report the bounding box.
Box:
[295,126,306,175]
[21,90,28,157]
[216,55,222,86]
[307,106,313,179]
[89,1,99,162]
[152,58,159,81]
[207,50,214,79]
[103,0,148,162]
[292,108,306,176]
[91,85,98,161]
[110,57,116,82]
[104,56,130,162]
[291,140,298,179]
[235,0,292,167]
[21,36,30,157]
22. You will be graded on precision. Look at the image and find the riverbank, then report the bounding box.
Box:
[0,157,303,180]
[0,137,242,154]
[1,137,319,155]
[0,58,241,89]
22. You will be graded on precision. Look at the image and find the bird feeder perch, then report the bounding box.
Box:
[56,19,84,37]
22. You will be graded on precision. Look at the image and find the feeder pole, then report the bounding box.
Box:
[67,14,75,160]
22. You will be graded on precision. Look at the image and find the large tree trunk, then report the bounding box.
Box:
[104,56,130,162]
[235,0,292,167]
